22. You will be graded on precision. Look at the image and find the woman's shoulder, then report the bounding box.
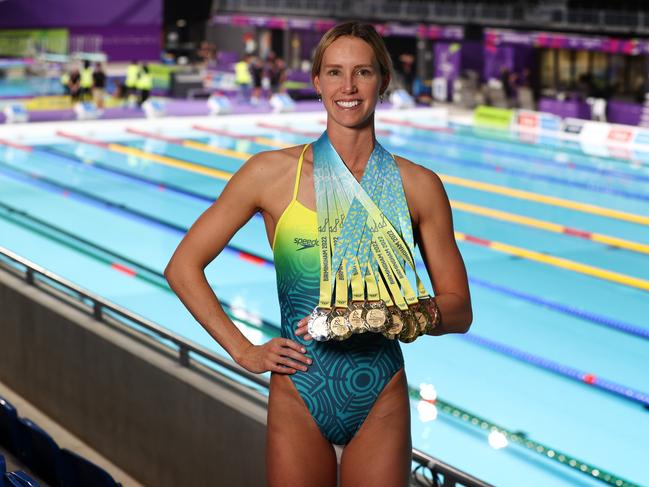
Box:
[393,154,443,191]
[393,154,448,222]
[237,144,308,179]
[230,145,310,208]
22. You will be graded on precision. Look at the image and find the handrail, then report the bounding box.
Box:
[0,245,491,487]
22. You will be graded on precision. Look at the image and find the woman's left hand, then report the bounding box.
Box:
[295,316,313,341]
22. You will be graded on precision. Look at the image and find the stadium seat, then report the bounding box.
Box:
[0,397,21,457]
[16,419,64,487]
[60,449,122,487]
[4,471,40,487]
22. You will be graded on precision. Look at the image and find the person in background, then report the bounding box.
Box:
[92,63,107,109]
[268,52,287,94]
[398,53,415,95]
[60,68,71,98]
[79,60,93,102]
[68,68,81,103]
[136,64,153,107]
[125,60,140,106]
[234,54,253,104]
[250,55,264,105]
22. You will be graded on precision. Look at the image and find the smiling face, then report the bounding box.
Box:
[313,36,389,130]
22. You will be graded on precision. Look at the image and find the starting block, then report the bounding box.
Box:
[142,99,166,119]
[73,102,102,120]
[207,93,232,115]
[3,104,28,123]
[269,93,296,113]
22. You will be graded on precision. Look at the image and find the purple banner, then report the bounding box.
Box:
[0,0,161,28]
[434,42,461,100]
[538,97,591,120]
[435,42,461,79]
[486,28,649,55]
[607,100,643,126]
[484,45,515,80]
[210,14,463,39]
[70,25,160,61]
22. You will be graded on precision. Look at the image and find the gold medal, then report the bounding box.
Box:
[307,307,332,341]
[413,302,430,335]
[363,300,388,333]
[398,308,419,343]
[382,306,405,339]
[419,296,440,334]
[328,308,352,341]
[347,301,367,334]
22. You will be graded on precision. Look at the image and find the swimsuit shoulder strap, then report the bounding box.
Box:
[292,143,310,201]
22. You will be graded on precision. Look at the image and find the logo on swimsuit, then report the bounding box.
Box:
[294,237,318,251]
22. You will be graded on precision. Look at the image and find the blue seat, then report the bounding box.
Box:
[1,454,6,487]
[60,449,122,487]
[4,471,40,487]
[16,419,64,487]
[0,396,21,456]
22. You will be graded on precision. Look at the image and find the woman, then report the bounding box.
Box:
[165,22,472,487]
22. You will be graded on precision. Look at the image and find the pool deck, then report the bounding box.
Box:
[0,97,474,125]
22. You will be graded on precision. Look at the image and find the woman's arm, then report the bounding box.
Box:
[164,151,311,374]
[400,158,473,335]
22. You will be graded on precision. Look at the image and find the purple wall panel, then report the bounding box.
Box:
[70,25,161,61]
[0,0,161,28]
[538,97,591,120]
[484,45,514,80]
[607,100,643,126]
[460,41,483,77]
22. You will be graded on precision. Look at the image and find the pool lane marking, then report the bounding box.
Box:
[256,122,649,225]
[382,118,649,186]
[192,124,649,252]
[451,200,649,255]
[0,161,274,268]
[21,135,649,262]
[465,276,649,340]
[274,121,649,222]
[52,130,649,289]
[377,117,454,133]
[38,145,218,204]
[462,333,649,407]
[0,138,33,151]
[125,127,252,160]
[191,125,289,148]
[55,131,232,181]
[277,119,394,137]
[443,174,649,226]
[4,176,648,411]
[455,231,649,291]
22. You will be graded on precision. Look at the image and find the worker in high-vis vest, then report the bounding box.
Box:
[234,54,252,103]
[125,60,140,95]
[60,70,70,96]
[125,60,140,106]
[136,64,153,106]
[79,60,94,101]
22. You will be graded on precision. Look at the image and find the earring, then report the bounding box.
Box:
[317,92,322,102]
[379,94,384,104]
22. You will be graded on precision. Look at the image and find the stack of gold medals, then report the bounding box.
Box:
[307,133,440,344]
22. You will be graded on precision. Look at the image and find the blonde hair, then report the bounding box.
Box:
[311,22,393,82]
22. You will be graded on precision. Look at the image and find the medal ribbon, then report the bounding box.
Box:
[313,132,430,309]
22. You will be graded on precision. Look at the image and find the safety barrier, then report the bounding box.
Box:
[0,245,491,487]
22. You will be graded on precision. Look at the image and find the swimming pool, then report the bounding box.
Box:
[0,108,646,487]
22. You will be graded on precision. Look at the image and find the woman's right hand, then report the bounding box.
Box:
[237,338,312,374]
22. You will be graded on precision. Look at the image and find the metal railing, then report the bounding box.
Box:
[0,245,492,487]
